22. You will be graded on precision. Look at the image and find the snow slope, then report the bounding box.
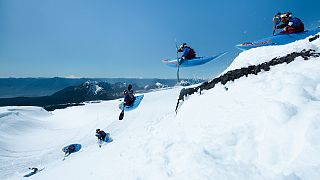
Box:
[1,35,320,180]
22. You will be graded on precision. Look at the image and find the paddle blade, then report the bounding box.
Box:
[119,110,124,120]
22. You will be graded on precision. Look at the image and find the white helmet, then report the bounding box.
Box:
[179,43,187,49]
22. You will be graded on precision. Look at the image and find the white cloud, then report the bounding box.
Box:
[65,75,82,79]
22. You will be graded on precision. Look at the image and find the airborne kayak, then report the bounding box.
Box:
[162,52,227,68]
[236,27,320,51]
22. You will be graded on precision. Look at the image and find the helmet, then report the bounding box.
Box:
[128,84,132,90]
[275,12,282,16]
[273,12,281,24]
[179,43,187,49]
[273,16,281,24]
[96,129,100,133]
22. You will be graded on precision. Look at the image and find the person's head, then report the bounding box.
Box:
[128,84,132,91]
[273,16,280,25]
[96,129,100,133]
[179,43,187,51]
[273,12,281,25]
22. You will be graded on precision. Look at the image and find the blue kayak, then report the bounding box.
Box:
[236,27,320,51]
[102,133,112,142]
[162,52,227,68]
[119,95,144,111]
[62,144,82,154]
[98,133,113,147]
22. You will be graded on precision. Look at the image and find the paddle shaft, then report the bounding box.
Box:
[273,25,276,36]
[175,40,180,82]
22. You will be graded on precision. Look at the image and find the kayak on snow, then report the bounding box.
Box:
[236,27,320,51]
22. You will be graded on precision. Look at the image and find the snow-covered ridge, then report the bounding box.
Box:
[82,80,103,95]
[176,49,320,111]
[228,33,320,71]
[1,35,320,179]
[173,36,320,179]
[175,34,320,111]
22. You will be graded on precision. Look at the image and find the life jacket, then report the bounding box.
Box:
[124,89,135,106]
[184,46,196,59]
[289,17,303,28]
[98,131,106,140]
[68,145,75,152]
[282,17,304,34]
[100,131,106,138]
[96,130,107,140]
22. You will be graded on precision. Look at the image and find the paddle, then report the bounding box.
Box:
[175,39,180,82]
[119,103,124,120]
[98,139,103,147]
[273,13,281,36]
[62,148,69,160]
[273,26,276,36]
[62,153,68,161]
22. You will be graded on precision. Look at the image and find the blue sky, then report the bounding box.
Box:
[0,0,319,79]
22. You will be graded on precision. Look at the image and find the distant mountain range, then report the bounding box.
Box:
[0,78,203,111]
[0,77,202,98]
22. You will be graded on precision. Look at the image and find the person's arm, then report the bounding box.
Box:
[97,133,102,138]
[129,90,134,96]
[182,48,190,58]
[287,21,293,27]
[124,95,129,102]
[101,132,106,139]
[276,23,287,29]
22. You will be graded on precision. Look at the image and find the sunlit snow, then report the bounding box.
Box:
[1,34,320,180]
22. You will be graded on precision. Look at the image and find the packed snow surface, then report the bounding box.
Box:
[1,35,320,179]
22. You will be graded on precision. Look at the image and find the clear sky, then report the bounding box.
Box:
[0,0,319,79]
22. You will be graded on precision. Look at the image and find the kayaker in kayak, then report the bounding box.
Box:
[273,12,304,34]
[177,43,196,65]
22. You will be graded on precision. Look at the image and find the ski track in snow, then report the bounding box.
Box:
[1,34,320,179]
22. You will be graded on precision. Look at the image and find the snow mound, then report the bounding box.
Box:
[174,36,320,179]
[2,35,320,180]
[227,33,320,71]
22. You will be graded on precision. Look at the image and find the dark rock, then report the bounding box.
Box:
[175,49,320,112]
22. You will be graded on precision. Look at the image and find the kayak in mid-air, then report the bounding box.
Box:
[236,27,320,51]
[162,52,227,68]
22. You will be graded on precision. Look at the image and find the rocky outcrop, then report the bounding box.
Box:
[175,49,320,112]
